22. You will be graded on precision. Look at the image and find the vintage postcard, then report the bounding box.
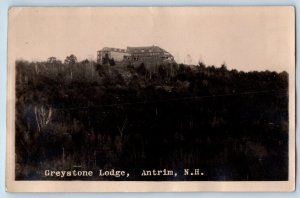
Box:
[6,7,295,192]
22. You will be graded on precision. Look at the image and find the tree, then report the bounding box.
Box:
[64,54,77,65]
[46,57,62,76]
[34,105,52,132]
[158,64,167,78]
[81,59,89,64]
[137,63,146,75]
[198,61,206,68]
[221,62,227,70]
[47,56,57,64]
[103,53,110,65]
[109,58,116,66]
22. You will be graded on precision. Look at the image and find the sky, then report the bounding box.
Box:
[8,7,295,72]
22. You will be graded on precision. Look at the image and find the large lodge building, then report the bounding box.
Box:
[97,46,175,66]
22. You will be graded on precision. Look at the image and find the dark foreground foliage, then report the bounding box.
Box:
[15,60,288,181]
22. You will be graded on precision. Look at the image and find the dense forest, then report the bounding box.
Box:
[15,55,289,181]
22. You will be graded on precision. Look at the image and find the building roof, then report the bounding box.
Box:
[101,47,126,53]
[126,46,166,53]
[99,45,173,57]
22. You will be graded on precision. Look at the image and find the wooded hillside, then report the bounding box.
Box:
[15,58,289,181]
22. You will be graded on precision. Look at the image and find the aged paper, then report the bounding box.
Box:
[6,7,295,192]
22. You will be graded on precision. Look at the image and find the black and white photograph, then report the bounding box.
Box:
[6,7,295,192]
